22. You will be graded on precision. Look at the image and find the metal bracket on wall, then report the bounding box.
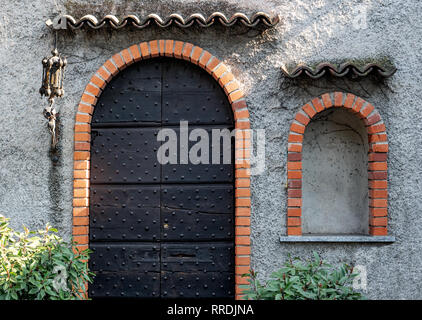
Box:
[281,62,397,80]
[45,12,280,30]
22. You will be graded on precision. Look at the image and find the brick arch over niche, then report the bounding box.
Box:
[72,40,251,299]
[287,92,389,236]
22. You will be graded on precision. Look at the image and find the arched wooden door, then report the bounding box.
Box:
[88,57,235,298]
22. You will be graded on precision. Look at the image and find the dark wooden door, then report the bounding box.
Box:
[88,58,235,298]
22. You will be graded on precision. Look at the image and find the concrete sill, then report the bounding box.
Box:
[279,235,396,243]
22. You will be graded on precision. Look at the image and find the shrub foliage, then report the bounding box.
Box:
[0,215,94,300]
[241,252,364,300]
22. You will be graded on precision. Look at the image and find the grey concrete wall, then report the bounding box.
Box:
[0,0,421,299]
[302,108,369,234]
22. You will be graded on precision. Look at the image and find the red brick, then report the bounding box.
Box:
[80,93,96,106]
[295,112,310,126]
[236,198,251,207]
[173,41,184,58]
[73,235,89,245]
[312,98,324,112]
[236,227,250,236]
[73,226,88,235]
[366,113,381,126]
[288,198,302,207]
[344,93,355,109]
[74,151,90,161]
[90,74,106,89]
[149,40,159,57]
[74,123,90,132]
[369,180,388,189]
[74,142,90,151]
[288,133,303,143]
[74,160,89,170]
[85,83,101,97]
[129,44,141,62]
[368,152,388,162]
[352,97,365,113]
[97,67,112,83]
[234,109,250,120]
[288,153,302,161]
[287,226,302,236]
[73,179,89,188]
[74,133,90,143]
[334,92,343,107]
[287,161,302,170]
[235,179,250,188]
[164,39,174,57]
[139,42,150,58]
[181,42,193,60]
[368,171,387,180]
[120,49,133,65]
[235,256,251,265]
[198,50,212,68]
[103,59,118,76]
[235,246,251,255]
[235,120,250,129]
[225,81,240,95]
[287,171,302,179]
[370,227,387,236]
[370,199,387,207]
[370,208,388,217]
[370,217,388,227]
[321,93,333,108]
[288,180,301,189]
[359,103,375,119]
[369,133,387,142]
[290,122,306,134]
[288,189,302,198]
[302,103,316,118]
[212,64,228,80]
[369,162,387,171]
[288,144,302,152]
[236,217,250,226]
[73,207,89,217]
[236,188,251,197]
[112,53,125,69]
[206,57,220,72]
[73,217,89,226]
[158,40,165,55]
[235,207,251,216]
[78,104,94,115]
[287,217,301,226]
[370,189,388,198]
[287,208,301,217]
[372,144,388,153]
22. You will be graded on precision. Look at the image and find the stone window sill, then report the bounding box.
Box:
[279,234,395,243]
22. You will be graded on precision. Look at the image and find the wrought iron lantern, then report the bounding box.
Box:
[40,48,67,150]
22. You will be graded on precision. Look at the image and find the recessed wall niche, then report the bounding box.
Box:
[302,108,369,235]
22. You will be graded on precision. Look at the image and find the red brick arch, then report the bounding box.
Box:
[287,92,389,236]
[72,40,251,299]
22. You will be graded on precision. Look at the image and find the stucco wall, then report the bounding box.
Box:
[0,0,421,299]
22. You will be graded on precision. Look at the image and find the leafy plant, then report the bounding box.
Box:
[0,214,95,300]
[241,252,364,300]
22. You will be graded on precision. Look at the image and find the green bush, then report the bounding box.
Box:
[0,215,95,300]
[241,252,364,300]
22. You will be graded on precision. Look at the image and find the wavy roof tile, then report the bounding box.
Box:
[46,12,280,29]
[281,62,397,79]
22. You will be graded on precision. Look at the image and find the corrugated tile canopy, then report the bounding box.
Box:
[46,12,280,29]
[281,62,397,79]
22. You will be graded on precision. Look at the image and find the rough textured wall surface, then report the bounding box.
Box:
[302,109,369,235]
[0,0,421,299]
